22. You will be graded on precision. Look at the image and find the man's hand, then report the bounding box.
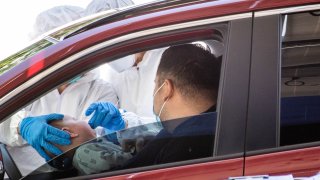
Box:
[19,113,71,161]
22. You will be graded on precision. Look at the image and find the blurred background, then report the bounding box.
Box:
[0,0,153,60]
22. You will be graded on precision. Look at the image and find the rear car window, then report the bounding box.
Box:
[280,10,320,146]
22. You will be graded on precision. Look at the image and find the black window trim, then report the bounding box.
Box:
[215,17,253,157]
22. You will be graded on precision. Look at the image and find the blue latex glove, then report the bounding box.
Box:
[19,113,71,161]
[86,102,125,132]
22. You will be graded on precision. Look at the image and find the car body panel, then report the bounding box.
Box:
[245,146,320,177]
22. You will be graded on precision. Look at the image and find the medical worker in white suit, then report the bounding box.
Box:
[113,48,167,122]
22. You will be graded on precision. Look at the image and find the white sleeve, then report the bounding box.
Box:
[0,111,27,147]
[117,110,160,144]
[120,110,144,128]
[94,81,118,106]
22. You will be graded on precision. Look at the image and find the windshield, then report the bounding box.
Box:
[0,39,53,75]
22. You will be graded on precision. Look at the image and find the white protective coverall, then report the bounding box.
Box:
[112,48,167,124]
[84,0,134,16]
[29,5,85,40]
[0,72,118,175]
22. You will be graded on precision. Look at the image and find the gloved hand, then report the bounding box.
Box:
[86,102,125,132]
[19,113,71,161]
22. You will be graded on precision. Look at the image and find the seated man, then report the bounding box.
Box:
[124,44,220,168]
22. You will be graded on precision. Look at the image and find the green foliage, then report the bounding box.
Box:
[0,40,53,75]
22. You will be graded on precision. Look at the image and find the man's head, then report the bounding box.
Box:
[153,44,221,121]
[48,116,96,158]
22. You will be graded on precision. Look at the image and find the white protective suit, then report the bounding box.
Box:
[84,0,134,16]
[112,48,167,124]
[29,5,85,40]
[0,72,118,176]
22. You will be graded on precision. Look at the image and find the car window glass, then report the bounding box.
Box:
[280,10,320,146]
[0,32,225,178]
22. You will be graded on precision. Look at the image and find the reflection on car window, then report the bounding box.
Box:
[0,39,53,75]
[280,11,320,146]
[26,112,217,178]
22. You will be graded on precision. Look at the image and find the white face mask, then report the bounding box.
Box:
[68,75,82,84]
[153,82,168,122]
[108,55,135,73]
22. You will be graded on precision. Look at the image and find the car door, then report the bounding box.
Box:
[245,3,320,177]
[0,4,252,180]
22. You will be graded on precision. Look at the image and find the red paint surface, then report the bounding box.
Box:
[245,146,320,177]
[96,158,243,180]
[27,60,44,77]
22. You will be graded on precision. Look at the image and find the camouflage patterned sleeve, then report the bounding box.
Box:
[73,139,132,175]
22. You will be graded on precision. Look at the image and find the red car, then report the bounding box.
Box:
[1,0,320,179]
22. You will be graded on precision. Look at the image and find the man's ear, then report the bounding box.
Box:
[163,79,174,100]
[62,127,78,138]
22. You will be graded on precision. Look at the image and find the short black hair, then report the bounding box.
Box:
[157,44,221,102]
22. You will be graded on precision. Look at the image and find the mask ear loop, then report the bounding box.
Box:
[153,82,166,97]
[158,99,168,120]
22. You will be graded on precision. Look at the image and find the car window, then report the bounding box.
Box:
[0,21,226,178]
[280,10,320,146]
